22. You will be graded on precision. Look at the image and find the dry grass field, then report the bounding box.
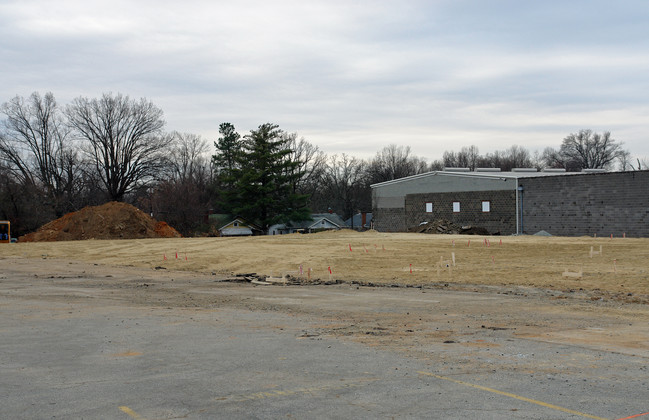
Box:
[3,230,648,301]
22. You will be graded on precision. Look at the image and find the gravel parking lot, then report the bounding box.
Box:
[1,257,648,419]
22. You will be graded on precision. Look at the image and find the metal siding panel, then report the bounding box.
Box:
[375,196,405,208]
[373,174,515,197]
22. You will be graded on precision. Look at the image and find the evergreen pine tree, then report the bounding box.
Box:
[212,122,242,214]
[233,123,310,233]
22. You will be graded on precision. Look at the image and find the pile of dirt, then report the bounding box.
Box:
[19,202,181,242]
[410,219,491,235]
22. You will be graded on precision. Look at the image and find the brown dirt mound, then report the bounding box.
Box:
[19,202,181,242]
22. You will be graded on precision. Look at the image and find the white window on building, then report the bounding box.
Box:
[425,202,433,213]
[233,221,239,227]
[482,201,491,212]
[453,201,461,213]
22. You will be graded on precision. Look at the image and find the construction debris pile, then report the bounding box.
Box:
[19,202,181,242]
[409,219,492,236]
[225,273,343,286]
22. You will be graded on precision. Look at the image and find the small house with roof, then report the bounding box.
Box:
[269,213,347,235]
[345,212,373,230]
[214,216,262,237]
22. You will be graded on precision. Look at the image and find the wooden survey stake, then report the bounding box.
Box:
[589,245,603,258]
[562,265,583,278]
[437,255,453,276]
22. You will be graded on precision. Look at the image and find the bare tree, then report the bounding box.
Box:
[142,132,212,236]
[367,144,428,184]
[504,145,533,169]
[66,93,169,201]
[541,146,566,169]
[530,150,545,170]
[463,145,480,170]
[555,130,626,171]
[321,154,368,219]
[0,162,52,236]
[282,131,327,196]
[617,149,634,171]
[634,158,649,171]
[0,92,81,216]
[481,145,533,171]
[443,145,480,170]
[615,150,648,172]
[167,131,211,183]
[621,156,649,171]
[429,159,444,171]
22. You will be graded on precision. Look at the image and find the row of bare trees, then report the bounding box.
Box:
[1,91,642,237]
[0,92,171,235]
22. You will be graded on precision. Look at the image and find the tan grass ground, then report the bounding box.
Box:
[2,231,648,298]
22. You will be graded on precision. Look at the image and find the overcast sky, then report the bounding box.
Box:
[1,0,648,163]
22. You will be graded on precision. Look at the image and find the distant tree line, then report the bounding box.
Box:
[0,91,642,237]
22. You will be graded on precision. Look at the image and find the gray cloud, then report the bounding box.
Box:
[1,0,647,162]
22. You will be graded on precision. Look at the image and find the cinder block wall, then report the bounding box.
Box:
[371,207,406,232]
[405,190,517,234]
[520,171,649,237]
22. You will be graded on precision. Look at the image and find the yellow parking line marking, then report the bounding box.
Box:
[417,371,607,420]
[119,406,145,419]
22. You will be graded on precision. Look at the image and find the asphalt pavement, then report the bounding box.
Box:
[1,269,648,419]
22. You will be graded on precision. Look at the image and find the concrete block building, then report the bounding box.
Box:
[371,168,649,237]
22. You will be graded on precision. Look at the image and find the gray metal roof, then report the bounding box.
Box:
[286,213,346,230]
[370,169,582,189]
